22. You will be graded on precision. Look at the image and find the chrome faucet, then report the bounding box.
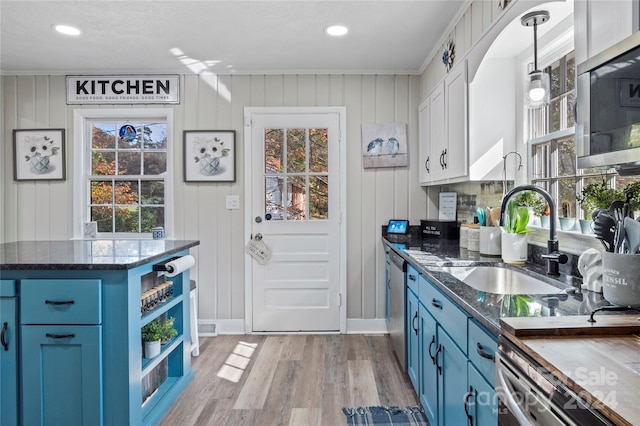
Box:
[499,185,568,275]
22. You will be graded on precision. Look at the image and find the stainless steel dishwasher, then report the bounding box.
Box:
[388,250,407,371]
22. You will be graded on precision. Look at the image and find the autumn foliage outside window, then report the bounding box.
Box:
[90,121,167,234]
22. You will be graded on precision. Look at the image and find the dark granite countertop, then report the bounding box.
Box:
[382,234,610,336]
[0,240,200,270]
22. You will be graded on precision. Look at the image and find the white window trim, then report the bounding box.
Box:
[73,108,174,239]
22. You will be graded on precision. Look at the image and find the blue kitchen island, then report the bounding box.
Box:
[0,239,199,426]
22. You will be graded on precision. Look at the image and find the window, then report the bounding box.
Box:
[74,109,173,238]
[529,50,639,222]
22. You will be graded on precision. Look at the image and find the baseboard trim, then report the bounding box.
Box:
[346,318,389,334]
[197,318,388,335]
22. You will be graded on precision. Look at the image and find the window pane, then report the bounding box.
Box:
[532,143,550,179]
[92,124,115,149]
[143,124,167,149]
[310,175,329,220]
[550,98,561,133]
[550,59,561,99]
[118,151,141,175]
[310,128,328,173]
[91,180,113,204]
[287,128,306,173]
[92,151,115,175]
[266,176,284,220]
[558,138,576,176]
[115,181,138,204]
[91,206,113,232]
[141,207,164,231]
[265,129,284,173]
[115,206,139,232]
[143,152,166,175]
[566,52,575,92]
[117,123,141,149]
[566,92,576,128]
[288,176,307,220]
[141,181,164,204]
[559,179,577,218]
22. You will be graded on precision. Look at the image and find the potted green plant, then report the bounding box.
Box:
[141,316,177,359]
[577,180,623,233]
[501,199,534,265]
[513,191,547,227]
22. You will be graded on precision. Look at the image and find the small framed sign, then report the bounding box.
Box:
[387,219,409,235]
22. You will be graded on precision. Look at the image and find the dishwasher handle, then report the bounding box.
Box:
[496,359,536,426]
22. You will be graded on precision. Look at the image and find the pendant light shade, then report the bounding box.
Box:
[522,11,550,109]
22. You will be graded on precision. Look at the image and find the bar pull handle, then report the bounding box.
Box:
[45,333,76,339]
[476,342,495,362]
[431,299,443,310]
[1,322,8,351]
[45,300,75,306]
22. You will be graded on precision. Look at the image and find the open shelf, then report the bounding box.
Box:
[141,336,181,375]
[140,296,181,327]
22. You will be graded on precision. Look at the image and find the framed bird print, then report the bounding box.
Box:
[361,122,408,168]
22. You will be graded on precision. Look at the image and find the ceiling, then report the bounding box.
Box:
[0,0,469,75]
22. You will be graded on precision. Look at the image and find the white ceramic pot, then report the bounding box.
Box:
[579,219,593,234]
[479,227,501,256]
[144,340,161,359]
[501,232,528,265]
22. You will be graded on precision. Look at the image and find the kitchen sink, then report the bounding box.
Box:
[439,266,564,295]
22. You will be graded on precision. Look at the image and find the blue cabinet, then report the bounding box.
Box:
[418,304,438,426]
[20,279,103,426]
[401,266,499,426]
[436,329,468,426]
[467,363,498,426]
[0,280,18,426]
[406,287,420,392]
[21,326,103,426]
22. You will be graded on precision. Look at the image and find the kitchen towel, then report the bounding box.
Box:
[342,406,428,425]
[164,255,195,277]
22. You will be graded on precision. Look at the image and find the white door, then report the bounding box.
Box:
[244,107,346,333]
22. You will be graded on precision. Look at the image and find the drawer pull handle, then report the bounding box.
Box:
[45,300,75,306]
[408,274,417,282]
[464,385,473,426]
[431,299,443,310]
[412,311,419,335]
[45,333,75,339]
[428,335,436,364]
[1,322,8,351]
[476,342,495,362]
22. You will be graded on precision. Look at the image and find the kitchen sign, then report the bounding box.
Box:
[66,75,180,104]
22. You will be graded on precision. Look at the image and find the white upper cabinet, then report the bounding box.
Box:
[575,0,637,65]
[419,60,468,185]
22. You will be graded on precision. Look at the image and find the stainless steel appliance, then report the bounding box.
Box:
[496,337,614,426]
[577,31,640,175]
[388,250,406,371]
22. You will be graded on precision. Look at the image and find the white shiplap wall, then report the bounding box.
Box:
[1,73,425,326]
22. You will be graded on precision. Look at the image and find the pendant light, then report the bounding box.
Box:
[522,11,550,108]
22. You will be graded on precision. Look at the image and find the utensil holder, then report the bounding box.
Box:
[479,227,501,256]
[602,252,640,308]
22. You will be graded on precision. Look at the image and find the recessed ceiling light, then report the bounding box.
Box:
[325,25,348,36]
[53,24,81,36]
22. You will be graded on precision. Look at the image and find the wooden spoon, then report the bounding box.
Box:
[490,207,501,227]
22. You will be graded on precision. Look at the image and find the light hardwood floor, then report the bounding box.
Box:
[159,334,418,426]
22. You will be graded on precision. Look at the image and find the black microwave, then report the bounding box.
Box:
[577,31,640,175]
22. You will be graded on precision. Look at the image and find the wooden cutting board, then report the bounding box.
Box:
[501,316,640,426]
[500,315,640,337]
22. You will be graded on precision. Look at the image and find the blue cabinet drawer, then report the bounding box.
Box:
[406,264,419,296]
[0,280,16,297]
[20,279,102,325]
[419,275,469,355]
[468,319,497,386]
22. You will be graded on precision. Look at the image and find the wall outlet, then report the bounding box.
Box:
[225,195,240,209]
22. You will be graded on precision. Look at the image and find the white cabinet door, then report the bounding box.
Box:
[444,59,468,181]
[418,96,431,184]
[429,82,446,183]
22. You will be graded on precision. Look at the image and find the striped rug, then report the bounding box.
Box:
[342,406,429,425]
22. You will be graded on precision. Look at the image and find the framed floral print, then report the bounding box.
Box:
[13,128,66,181]
[184,130,236,182]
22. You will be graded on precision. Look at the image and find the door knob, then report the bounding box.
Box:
[255,216,262,223]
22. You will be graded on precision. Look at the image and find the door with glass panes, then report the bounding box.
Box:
[246,108,343,332]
